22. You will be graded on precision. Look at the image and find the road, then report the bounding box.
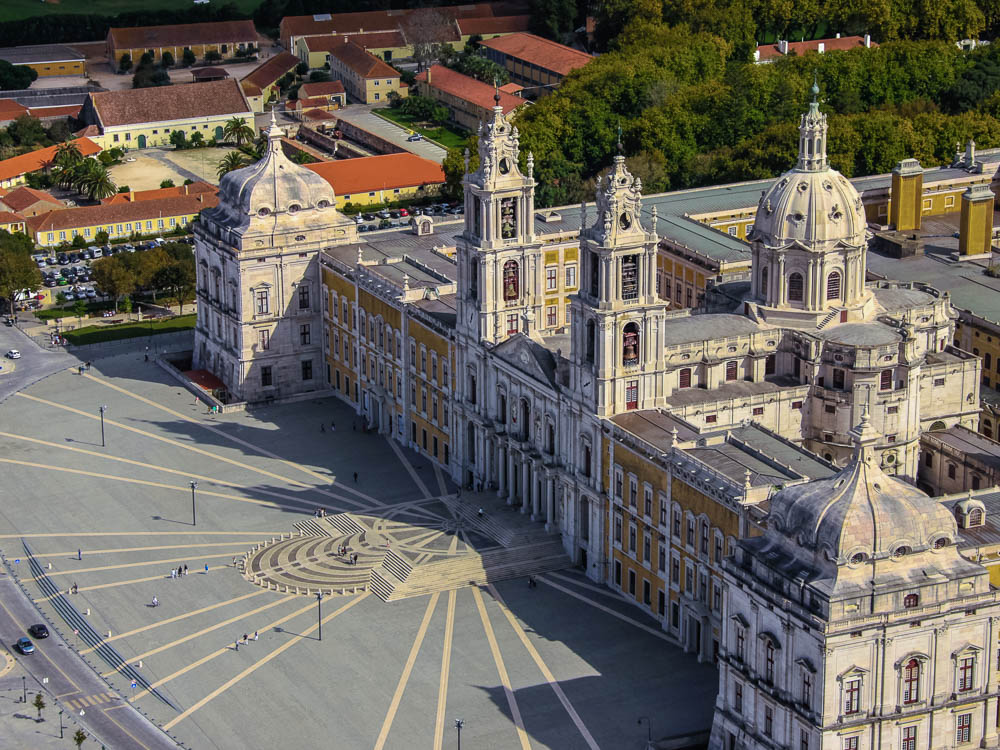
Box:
[0,323,73,404]
[0,577,178,749]
[333,105,448,163]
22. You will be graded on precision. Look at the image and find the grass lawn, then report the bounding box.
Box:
[63,313,195,346]
[373,108,468,150]
[0,0,262,22]
[34,300,114,321]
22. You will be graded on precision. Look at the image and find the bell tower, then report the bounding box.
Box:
[569,147,666,416]
[456,95,542,346]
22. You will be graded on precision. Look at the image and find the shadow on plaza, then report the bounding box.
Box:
[471,578,718,750]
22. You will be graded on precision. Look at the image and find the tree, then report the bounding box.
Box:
[79,163,117,200]
[296,61,309,76]
[95,230,109,245]
[530,0,579,40]
[309,70,331,83]
[161,50,175,67]
[71,234,87,249]
[190,131,204,147]
[73,729,86,749]
[0,230,40,317]
[91,256,136,312]
[33,692,44,720]
[154,259,195,313]
[53,141,84,180]
[205,50,223,63]
[8,115,47,147]
[72,298,88,322]
[117,185,130,193]
[47,120,71,143]
[217,151,247,179]
[182,48,196,67]
[160,179,175,189]
[119,53,133,73]
[169,130,189,150]
[223,116,255,145]
[0,59,36,90]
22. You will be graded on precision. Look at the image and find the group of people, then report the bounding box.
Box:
[170,565,189,579]
[49,334,66,346]
[313,507,327,518]
[234,632,258,651]
[337,546,358,565]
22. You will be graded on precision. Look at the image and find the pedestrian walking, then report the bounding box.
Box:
[152,596,158,607]
[234,639,239,651]
[183,564,188,575]
[194,396,200,407]
[352,553,358,565]
[242,633,248,645]
[253,631,258,642]
[170,569,176,579]
[353,471,358,483]
[205,563,209,573]
[320,423,325,433]
[331,421,336,431]
[77,548,82,561]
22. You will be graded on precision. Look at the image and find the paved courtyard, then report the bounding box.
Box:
[0,341,717,749]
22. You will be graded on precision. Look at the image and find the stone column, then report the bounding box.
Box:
[531,468,542,520]
[545,477,555,531]
[778,254,786,305]
[507,448,516,504]
[520,458,530,513]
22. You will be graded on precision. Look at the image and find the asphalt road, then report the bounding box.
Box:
[0,324,73,404]
[0,577,178,750]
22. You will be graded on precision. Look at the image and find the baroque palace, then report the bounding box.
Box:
[194,96,1000,748]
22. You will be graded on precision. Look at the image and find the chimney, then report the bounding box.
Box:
[890,158,923,232]
[778,39,788,55]
[817,42,825,53]
[129,190,134,202]
[864,33,871,47]
[959,184,995,256]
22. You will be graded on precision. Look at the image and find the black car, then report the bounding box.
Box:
[57,254,69,265]
[68,253,80,263]
[28,624,48,639]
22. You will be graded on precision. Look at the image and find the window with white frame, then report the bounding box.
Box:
[843,676,862,714]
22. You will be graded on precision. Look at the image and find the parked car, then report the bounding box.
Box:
[358,224,369,232]
[15,637,33,654]
[123,244,135,253]
[68,253,80,263]
[388,210,400,219]
[27,624,48,639]
[57,254,69,265]
[407,133,423,142]
[376,210,390,219]
[399,208,409,217]
[84,288,97,299]
[362,213,375,221]
[354,215,365,224]
[6,350,21,359]
[154,237,166,245]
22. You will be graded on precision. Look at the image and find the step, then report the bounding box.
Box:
[383,554,571,601]
[326,513,365,537]
[293,519,332,537]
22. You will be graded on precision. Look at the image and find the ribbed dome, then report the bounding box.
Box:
[749,96,867,251]
[768,410,956,567]
[214,113,336,227]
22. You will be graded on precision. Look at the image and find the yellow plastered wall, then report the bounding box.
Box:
[101,114,251,150]
[960,187,995,256]
[337,183,441,209]
[406,315,451,465]
[36,211,198,246]
[890,171,923,231]
[21,60,85,77]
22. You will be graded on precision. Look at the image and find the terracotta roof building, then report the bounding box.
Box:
[415,65,526,131]
[456,15,531,39]
[0,211,26,234]
[479,33,592,95]
[306,152,444,208]
[0,186,65,217]
[191,67,230,82]
[79,79,253,150]
[106,20,257,67]
[754,34,876,62]
[0,44,86,77]
[297,30,410,68]
[27,192,218,246]
[291,81,347,113]
[102,181,218,205]
[324,41,407,105]
[0,137,101,189]
[240,52,299,112]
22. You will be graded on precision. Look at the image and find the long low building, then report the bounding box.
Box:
[79,79,254,150]
[0,44,86,77]
[240,52,299,113]
[414,65,525,131]
[106,20,258,67]
[305,152,444,208]
[0,137,101,190]
[27,192,218,246]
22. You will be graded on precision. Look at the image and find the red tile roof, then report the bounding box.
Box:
[75,125,100,138]
[303,109,338,121]
[755,35,876,61]
[304,30,407,52]
[280,5,495,41]
[87,79,251,128]
[416,65,524,115]
[457,15,531,36]
[325,40,400,79]
[479,33,592,77]
[27,193,218,234]
[0,137,101,183]
[107,21,257,51]
[240,52,299,91]
[191,67,230,80]
[102,181,217,205]
[0,186,63,213]
[0,211,25,226]
[306,153,444,196]
[28,105,81,120]
[0,99,29,119]
[299,81,346,98]
[293,96,332,110]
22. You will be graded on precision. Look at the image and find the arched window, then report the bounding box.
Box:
[970,507,984,526]
[972,476,981,491]
[502,260,519,301]
[622,322,640,366]
[788,272,804,302]
[498,393,507,424]
[826,270,841,300]
[902,658,920,703]
[679,368,691,388]
[760,267,768,296]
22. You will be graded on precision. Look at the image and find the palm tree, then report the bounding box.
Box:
[54,141,83,170]
[81,164,117,200]
[223,116,255,146]
[217,151,248,179]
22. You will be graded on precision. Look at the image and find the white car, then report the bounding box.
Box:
[5,350,20,359]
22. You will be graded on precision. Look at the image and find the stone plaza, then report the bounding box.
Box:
[0,345,716,749]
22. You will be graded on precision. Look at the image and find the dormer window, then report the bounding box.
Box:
[955,500,986,529]
[904,593,919,608]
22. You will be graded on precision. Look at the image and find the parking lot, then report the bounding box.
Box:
[352,201,464,233]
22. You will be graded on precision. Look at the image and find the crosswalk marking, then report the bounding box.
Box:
[67,692,115,709]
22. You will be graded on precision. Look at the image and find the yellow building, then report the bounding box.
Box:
[414,65,527,132]
[79,79,254,150]
[240,52,300,113]
[26,192,217,247]
[323,40,407,105]
[306,153,445,210]
[296,32,411,70]
[0,137,102,190]
[106,21,257,67]
[0,44,85,77]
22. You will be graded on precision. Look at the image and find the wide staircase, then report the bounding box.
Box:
[369,539,570,602]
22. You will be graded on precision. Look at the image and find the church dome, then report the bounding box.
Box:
[216,114,336,221]
[767,410,956,567]
[749,90,867,251]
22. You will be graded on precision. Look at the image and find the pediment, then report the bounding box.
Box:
[492,334,557,389]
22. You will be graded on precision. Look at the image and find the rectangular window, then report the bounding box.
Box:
[299,324,311,345]
[629,478,637,507]
[507,314,519,335]
[959,656,975,691]
[643,535,650,562]
[261,366,272,386]
[734,682,743,714]
[901,726,916,750]
[752,406,764,416]
[803,671,812,706]
[687,518,695,546]
[565,264,577,288]
[844,738,858,750]
[833,368,845,389]
[301,360,313,380]
[957,714,971,744]
[299,286,310,309]
[800,729,808,750]
[735,627,745,661]
[546,306,557,327]
[844,678,861,714]
[880,368,893,390]
[764,705,773,737]
[629,526,636,553]
[726,361,738,381]
[644,488,652,517]
[546,266,557,291]
[258,329,270,350]
[625,380,638,410]
[614,515,622,543]
[672,509,681,538]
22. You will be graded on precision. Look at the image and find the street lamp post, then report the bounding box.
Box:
[99,405,107,447]
[59,709,64,739]
[638,716,652,748]
[190,481,197,527]
[317,592,323,641]
[455,719,464,750]
[21,675,25,703]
